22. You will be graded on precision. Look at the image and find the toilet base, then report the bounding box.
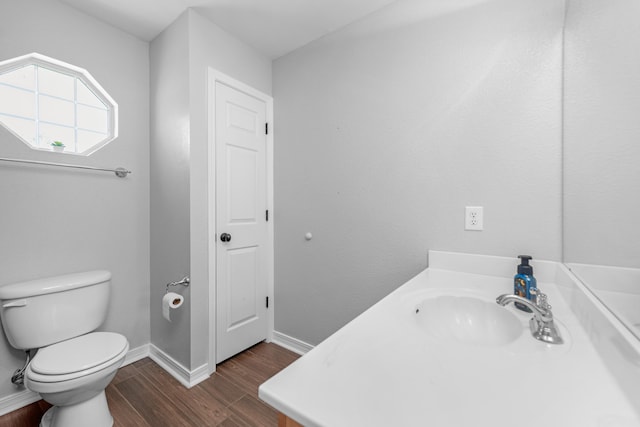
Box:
[39,390,113,427]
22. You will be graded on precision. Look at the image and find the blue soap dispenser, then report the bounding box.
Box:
[514,255,537,312]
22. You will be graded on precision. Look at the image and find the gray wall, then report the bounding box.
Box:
[563,0,640,269]
[150,9,271,370]
[0,0,149,399]
[149,12,191,367]
[187,9,272,369]
[273,0,564,345]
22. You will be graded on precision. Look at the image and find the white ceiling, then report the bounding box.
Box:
[59,0,398,59]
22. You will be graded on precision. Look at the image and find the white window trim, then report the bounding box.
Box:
[0,52,118,156]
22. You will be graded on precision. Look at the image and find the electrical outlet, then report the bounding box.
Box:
[465,206,483,231]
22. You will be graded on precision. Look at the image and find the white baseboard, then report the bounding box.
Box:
[123,343,150,365]
[272,331,314,355]
[148,344,209,389]
[0,389,40,417]
[0,343,151,417]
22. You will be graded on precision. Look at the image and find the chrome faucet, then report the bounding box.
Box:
[496,290,563,345]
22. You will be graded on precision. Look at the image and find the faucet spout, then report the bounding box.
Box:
[496,294,552,322]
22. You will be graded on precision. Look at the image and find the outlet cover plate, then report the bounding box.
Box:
[465,206,483,231]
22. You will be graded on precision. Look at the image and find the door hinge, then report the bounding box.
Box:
[266,209,269,222]
[266,296,269,308]
[265,122,268,135]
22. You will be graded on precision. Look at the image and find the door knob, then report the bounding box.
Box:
[220,233,231,242]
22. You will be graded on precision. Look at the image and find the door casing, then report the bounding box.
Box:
[207,67,274,373]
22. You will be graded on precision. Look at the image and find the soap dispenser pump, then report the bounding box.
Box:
[514,255,537,312]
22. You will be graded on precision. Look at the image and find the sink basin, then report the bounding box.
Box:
[412,295,523,346]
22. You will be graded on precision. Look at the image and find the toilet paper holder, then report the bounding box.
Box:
[166,276,190,294]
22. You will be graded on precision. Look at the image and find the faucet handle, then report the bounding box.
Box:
[531,288,551,311]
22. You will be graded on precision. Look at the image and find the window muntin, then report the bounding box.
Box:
[0,53,117,156]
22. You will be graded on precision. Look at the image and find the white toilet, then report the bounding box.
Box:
[0,270,129,427]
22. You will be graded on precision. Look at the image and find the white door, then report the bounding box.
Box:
[215,81,269,363]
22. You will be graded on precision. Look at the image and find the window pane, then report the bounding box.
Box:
[0,85,35,119]
[39,95,74,127]
[0,115,36,145]
[0,65,35,90]
[77,105,107,133]
[38,66,74,100]
[39,123,75,150]
[77,80,105,108]
[77,130,106,153]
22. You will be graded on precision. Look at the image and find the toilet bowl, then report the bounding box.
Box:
[0,271,129,427]
[25,332,129,427]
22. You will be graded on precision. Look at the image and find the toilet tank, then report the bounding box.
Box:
[0,270,111,350]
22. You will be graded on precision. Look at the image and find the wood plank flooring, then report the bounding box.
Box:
[0,342,299,427]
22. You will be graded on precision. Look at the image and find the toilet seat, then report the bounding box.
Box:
[28,332,128,383]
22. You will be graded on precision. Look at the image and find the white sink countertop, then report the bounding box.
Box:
[259,251,640,427]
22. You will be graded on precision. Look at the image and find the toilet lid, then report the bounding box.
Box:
[30,332,128,376]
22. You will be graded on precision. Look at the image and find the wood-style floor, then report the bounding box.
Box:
[0,342,299,427]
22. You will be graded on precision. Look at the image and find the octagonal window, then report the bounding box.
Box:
[0,53,118,156]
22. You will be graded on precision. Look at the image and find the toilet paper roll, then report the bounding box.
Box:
[162,292,184,322]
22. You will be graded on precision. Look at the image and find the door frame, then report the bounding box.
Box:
[207,67,274,373]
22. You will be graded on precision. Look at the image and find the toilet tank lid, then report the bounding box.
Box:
[0,270,111,300]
